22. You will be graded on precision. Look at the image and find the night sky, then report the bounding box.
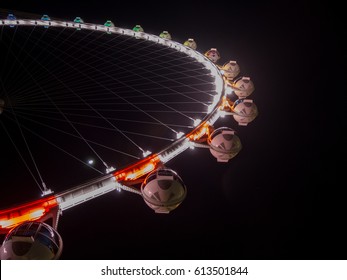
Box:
[0,0,345,260]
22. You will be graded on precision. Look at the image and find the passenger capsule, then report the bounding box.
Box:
[232,77,255,98]
[74,17,84,30]
[74,16,84,24]
[159,30,172,40]
[204,48,221,63]
[7,13,17,28]
[132,24,144,32]
[221,60,240,80]
[232,99,258,125]
[141,168,187,214]
[104,20,115,27]
[208,127,242,162]
[183,38,197,50]
[0,221,63,260]
[104,20,115,34]
[41,14,51,28]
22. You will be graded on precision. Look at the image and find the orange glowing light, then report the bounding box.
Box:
[219,96,234,111]
[187,122,211,142]
[125,163,155,180]
[114,154,160,182]
[0,196,58,234]
[0,208,45,228]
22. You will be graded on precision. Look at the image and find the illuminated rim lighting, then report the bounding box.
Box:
[0,18,225,177]
[0,17,226,231]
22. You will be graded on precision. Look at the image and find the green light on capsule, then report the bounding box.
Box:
[183,38,197,50]
[104,20,114,27]
[74,17,84,24]
[74,17,84,30]
[132,25,144,32]
[104,20,115,34]
[159,31,171,40]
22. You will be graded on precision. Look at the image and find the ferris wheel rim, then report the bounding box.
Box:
[0,16,226,183]
[0,12,261,243]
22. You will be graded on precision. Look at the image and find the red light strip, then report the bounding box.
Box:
[0,196,58,234]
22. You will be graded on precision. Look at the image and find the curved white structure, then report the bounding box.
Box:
[0,17,225,161]
[0,14,257,254]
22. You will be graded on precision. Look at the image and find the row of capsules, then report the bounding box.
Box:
[99,21,259,212]
[0,18,258,260]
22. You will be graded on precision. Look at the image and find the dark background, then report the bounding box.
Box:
[0,0,346,260]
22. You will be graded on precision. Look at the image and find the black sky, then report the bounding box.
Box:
[0,0,346,260]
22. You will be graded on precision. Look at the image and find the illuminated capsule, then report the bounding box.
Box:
[159,30,172,40]
[74,17,84,30]
[41,14,51,28]
[141,168,187,214]
[104,20,115,34]
[7,13,16,28]
[133,24,144,32]
[104,20,115,27]
[0,99,4,114]
[204,48,221,63]
[0,221,63,260]
[41,14,51,21]
[232,77,255,98]
[208,127,242,162]
[183,38,197,50]
[74,16,84,23]
[232,99,258,125]
[221,60,240,81]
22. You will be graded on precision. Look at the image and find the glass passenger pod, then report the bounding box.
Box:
[104,20,115,27]
[232,77,255,98]
[207,127,242,162]
[141,168,187,214]
[221,60,240,81]
[232,99,258,125]
[74,17,84,30]
[204,48,221,64]
[132,24,144,32]
[104,20,115,33]
[0,221,63,260]
[41,14,51,21]
[159,30,172,40]
[104,20,114,34]
[40,14,51,28]
[133,25,145,39]
[183,38,197,50]
[74,16,84,23]
[7,13,17,28]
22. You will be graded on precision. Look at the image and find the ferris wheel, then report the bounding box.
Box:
[0,12,258,259]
